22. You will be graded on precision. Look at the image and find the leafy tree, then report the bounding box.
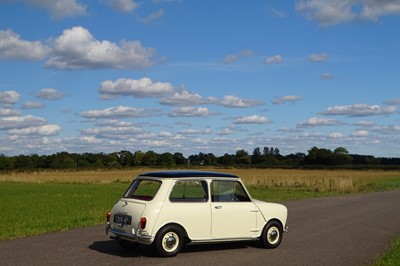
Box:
[159,152,175,166]
[142,151,159,166]
[173,152,186,165]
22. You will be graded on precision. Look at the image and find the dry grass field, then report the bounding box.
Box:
[1,168,399,193]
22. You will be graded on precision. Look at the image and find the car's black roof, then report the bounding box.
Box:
[138,170,239,179]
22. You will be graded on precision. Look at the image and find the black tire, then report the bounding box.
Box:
[116,238,140,250]
[154,225,184,257]
[259,220,283,249]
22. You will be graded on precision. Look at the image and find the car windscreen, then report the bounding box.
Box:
[123,179,162,201]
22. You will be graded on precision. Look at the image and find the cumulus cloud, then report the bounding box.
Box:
[309,53,329,62]
[140,9,165,24]
[222,49,254,64]
[329,132,344,139]
[168,107,216,117]
[320,73,335,79]
[8,124,61,136]
[351,129,369,137]
[264,54,282,64]
[0,108,20,116]
[36,88,65,100]
[0,29,50,60]
[0,115,47,130]
[234,115,270,124]
[0,90,21,104]
[22,101,45,109]
[107,0,137,13]
[46,26,157,70]
[384,98,400,105]
[296,0,400,26]
[320,104,397,117]
[26,0,87,20]
[99,77,174,99]
[80,105,162,119]
[273,95,303,105]
[297,117,344,127]
[220,95,263,108]
[222,54,239,64]
[179,128,212,134]
[81,125,142,139]
[160,90,217,106]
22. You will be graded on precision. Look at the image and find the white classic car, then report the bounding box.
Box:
[106,171,288,257]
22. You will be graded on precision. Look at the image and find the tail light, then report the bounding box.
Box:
[106,211,111,222]
[140,217,147,229]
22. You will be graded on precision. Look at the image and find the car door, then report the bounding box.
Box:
[211,180,259,239]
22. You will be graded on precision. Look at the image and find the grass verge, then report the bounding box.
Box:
[372,237,400,266]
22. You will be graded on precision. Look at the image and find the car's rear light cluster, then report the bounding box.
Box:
[106,211,111,222]
[140,217,147,229]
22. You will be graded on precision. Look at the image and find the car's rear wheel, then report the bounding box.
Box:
[154,225,184,257]
[259,220,283,249]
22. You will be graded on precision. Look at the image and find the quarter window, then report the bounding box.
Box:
[211,180,251,202]
[123,179,161,201]
[170,180,208,202]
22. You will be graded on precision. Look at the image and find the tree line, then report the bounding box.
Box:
[1,146,400,171]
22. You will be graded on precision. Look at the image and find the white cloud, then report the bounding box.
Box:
[222,54,239,64]
[220,95,263,108]
[0,29,50,61]
[0,90,21,104]
[0,115,47,130]
[22,101,45,109]
[46,26,157,70]
[26,0,87,20]
[222,49,254,64]
[36,88,64,100]
[168,107,215,117]
[296,0,400,26]
[329,132,344,139]
[80,105,162,119]
[309,53,328,62]
[273,95,303,105]
[140,9,165,24]
[99,77,174,99]
[160,90,217,106]
[264,54,282,64]
[351,129,368,137]
[320,104,397,117]
[107,0,137,13]
[320,73,335,79]
[297,117,343,127]
[355,120,377,127]
[8,124,61,136]
[384,98,400,105]
[0,108,20,116]
[179,128,212,134]
[234,115,270,124]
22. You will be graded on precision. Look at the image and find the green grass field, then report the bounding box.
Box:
[0,169,399,264]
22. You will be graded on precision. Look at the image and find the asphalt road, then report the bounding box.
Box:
[1,189,400,266]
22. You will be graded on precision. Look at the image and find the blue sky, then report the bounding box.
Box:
[0,0,399,157]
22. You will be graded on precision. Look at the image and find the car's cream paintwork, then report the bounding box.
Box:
[107,175,288,245]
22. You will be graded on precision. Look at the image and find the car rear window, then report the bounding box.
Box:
[123,179,161,201]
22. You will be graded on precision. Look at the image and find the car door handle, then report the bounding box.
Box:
[214,206,222,209]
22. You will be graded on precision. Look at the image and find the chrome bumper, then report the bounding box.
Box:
[284,225,289,233]
[105,223,153,244]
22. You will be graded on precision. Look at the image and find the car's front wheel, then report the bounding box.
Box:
[259,220,283,249]
[154,225,184,257]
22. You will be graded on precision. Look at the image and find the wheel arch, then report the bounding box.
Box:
[156,222,191,244]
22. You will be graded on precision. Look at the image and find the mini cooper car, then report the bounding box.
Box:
[106,171,288,257]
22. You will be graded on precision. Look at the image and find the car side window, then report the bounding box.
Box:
[211,180,251,202]
[170,180,208,202]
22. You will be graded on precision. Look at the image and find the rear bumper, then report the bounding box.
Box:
[105,222,153,244]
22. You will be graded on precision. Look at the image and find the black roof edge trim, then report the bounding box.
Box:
[138,170,239,179]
